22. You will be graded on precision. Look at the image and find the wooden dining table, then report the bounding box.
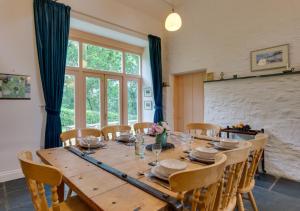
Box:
[36,135,212,211]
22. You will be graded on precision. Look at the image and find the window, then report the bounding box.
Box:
[125,52,140,75]
[66,40,79,67]
[127,80,139,126]
[61,74,75,131]
[83,43,122,73]
[62,30,143,130]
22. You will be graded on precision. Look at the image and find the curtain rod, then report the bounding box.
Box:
[71,9,149,38]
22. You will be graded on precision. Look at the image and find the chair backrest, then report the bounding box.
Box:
[18,151,63,211]
[169,154,227,211]
[101,125,131,140]
[214,141,252,211]
[60,128,102,146]
[77,128,102,138]
[60,129,77,146]
[186,123,221,136]
[239,133,268,190]
[133,122,153,134]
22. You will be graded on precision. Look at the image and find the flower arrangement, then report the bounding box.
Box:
[150,121,170,147]
[150,121,170,136]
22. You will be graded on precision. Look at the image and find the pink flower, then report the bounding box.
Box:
[154,125,164,134]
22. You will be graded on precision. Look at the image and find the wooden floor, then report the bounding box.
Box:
[0,174,300,210]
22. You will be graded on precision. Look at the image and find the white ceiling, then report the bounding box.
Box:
[112,0,184,20]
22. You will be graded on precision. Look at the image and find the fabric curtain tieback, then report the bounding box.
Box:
[155,106,163,110]
[45,107,60,116]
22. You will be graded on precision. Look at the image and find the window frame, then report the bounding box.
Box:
[65,29,143,129]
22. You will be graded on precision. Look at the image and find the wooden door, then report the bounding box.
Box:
[174,72,205,132]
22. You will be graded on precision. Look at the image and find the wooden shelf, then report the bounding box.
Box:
[204,71,300,83]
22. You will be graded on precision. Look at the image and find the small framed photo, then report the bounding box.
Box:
[251,44,289,72]
[144,101,153,110]
[143,87,152,97]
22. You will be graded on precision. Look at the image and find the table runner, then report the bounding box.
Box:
[66,146,183,210]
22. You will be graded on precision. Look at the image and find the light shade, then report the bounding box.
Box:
[165,12,182,31]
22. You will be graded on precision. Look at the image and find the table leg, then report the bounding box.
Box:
[227,131,229,138]
[261,150,266,174]
[58,181,65,202]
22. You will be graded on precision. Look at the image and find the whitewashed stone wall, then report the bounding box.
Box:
[204,74,300,181]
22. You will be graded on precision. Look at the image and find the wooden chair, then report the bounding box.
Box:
[169,154,227,211]
[60,128,102,146]
[237,134,269,211]
[186,123,221,137]
[17,151,91,211]
[59,129,77,146]
[133,122,153,134]
[214,142,252,211]
[101,125,131,141]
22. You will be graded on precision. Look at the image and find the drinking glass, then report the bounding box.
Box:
[181,133,193,152]
[152,143,162,165]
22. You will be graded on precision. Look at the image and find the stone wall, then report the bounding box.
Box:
[204,74,300,181]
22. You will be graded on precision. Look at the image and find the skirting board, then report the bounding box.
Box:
[0,169,24,183]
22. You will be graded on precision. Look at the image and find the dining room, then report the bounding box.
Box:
[0,0,300,210]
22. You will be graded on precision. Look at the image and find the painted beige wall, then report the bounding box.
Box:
[167,0,300,76]
[0,0,164,182]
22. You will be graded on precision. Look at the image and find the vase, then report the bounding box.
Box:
[156,132,167,147]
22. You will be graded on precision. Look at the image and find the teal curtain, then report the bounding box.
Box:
[34,0,71,148]
[148,35,164,123]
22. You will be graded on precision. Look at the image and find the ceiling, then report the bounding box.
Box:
[112,0,184,20]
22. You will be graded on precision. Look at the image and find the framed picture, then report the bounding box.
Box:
[143,87,152,97]
[0,73,31,100]
[144,101,153,110]
[251,44,289,72]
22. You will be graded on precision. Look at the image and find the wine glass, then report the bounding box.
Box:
[152,143,162,165]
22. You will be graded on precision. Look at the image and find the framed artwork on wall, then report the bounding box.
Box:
[143,87,152,97]
[251,44,289,72]
[144,101,153,110]
[0,73,31,100]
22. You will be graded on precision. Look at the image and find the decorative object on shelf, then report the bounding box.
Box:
[220,72,225,80]
[233,74,238,79]
[144,101,153,110]
[251,44,289,72]
[206,72,214,81]
[0,73,31,100]
[143,87,152,97]
[204,70,300,83]
[232,122,251,131]
[146,121,174,151]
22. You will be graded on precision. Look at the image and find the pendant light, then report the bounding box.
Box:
[165,8,182,31]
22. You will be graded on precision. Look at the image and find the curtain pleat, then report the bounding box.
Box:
[34,0,71,148]
[148,35,164,123]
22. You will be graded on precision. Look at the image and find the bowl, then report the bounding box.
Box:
[80,136,102,146]
[219,139,239,148]
[192,147,218,159]
[158,159,187,176]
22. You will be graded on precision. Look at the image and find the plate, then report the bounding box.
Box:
[79,142,106,149]
[115,136,135,143]
[214,142,239,150]
[189,153,215,164]
[150,166,169,181]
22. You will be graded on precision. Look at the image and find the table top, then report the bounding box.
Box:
[37,136,210,211]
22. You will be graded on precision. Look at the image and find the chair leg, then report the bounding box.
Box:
[67,188,72,198]
[237,193,245,211]
[248,191,258,211]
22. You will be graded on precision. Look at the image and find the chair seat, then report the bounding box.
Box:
[50,196,92,211]
[238,179,255,193]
